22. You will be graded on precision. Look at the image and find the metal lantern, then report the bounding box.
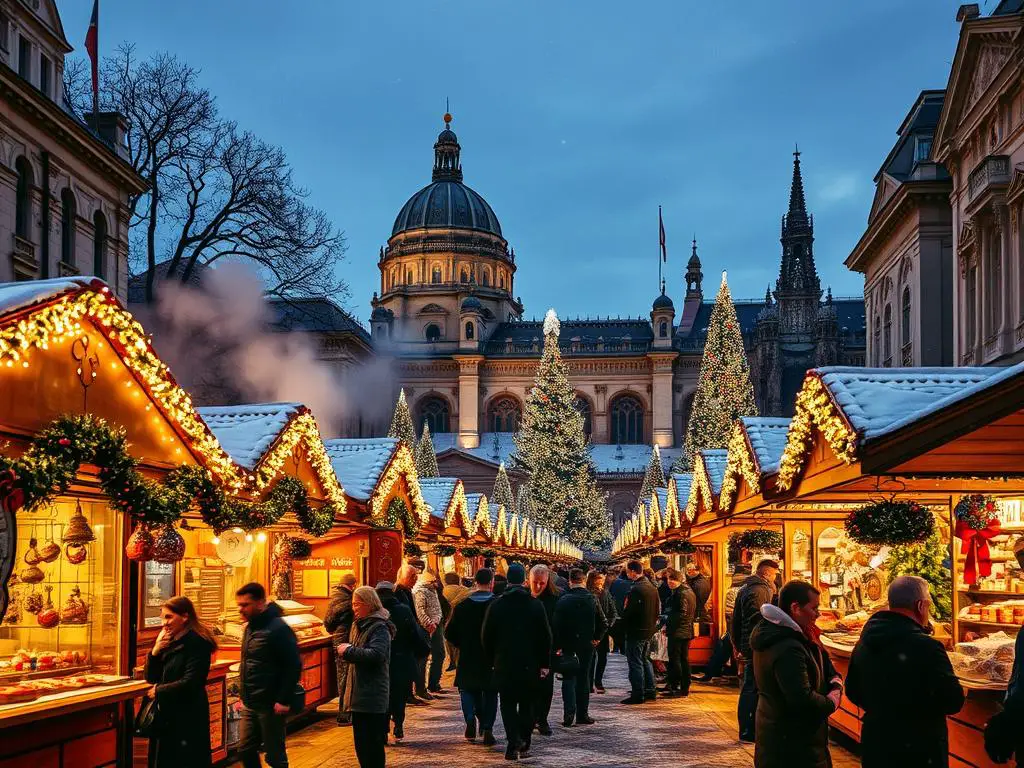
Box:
[62,501,96,545]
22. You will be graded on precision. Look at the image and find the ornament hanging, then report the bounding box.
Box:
[125,526,155,562]
[152,525,186,563]
[62,501,96,544]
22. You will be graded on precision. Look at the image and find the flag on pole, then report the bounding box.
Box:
[85,0,99,113]
[659,206,667,262]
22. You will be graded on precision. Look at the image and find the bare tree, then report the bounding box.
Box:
[65,46,347,303]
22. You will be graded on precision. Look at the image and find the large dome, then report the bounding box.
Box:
[392,181,502,237]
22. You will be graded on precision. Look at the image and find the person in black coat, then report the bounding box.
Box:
[528,563,561,735]
[607,567,632,654]
[375,581,427,742]
[846,575,965,768]
[445,568,498,745]
[144,596,216,768]
[235,583,302,768]
[732,559,780,742]
[661,569,697,697]
[620,560,661,704]
[324,573,357,726]
[482,563,552,761]
[587,570,617,692]
[686,562,712,625]
[553,568,607,726]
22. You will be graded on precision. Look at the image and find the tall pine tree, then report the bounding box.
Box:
[414,423,439,478]
[512,309,611,549]
[387,389,416,449]
[637,444,667,512]
[492,462,515,515]
[678,272,758,470]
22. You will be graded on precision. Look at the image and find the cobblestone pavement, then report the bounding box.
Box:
[283,654,860,767]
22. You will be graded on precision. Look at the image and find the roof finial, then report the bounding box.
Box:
[444,98,451,126]
[794,142,800,160]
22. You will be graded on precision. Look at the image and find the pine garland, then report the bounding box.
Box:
[403,541,424,557]
[381,497,421,538]
[414,423,440,479]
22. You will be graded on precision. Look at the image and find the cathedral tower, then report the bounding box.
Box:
[775,149,822,335]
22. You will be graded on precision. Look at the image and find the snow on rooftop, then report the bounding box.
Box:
[739,417,791,475]
[700,449,728,493]
[418,477,459,519]
[817,367,1005,441]
[324,438,398,501]
[465,493,488,522]
[672,473,693,510]
[654,487,669,510]
[197,403,303,469]
[0,276,104,317]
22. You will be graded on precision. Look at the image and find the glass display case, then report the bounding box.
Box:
[0,498,124,704]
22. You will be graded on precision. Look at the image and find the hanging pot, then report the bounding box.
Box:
[64,542,88,565]
[20,564,44,584]
[152,525,185,564]
[39,536,61,563]
[23,538,41,566]
[126,526,155,562]
[62,502,96,545]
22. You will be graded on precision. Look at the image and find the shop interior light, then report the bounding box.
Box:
[245,533,254,543]
[256,531,267,543]
[211,535,220,545]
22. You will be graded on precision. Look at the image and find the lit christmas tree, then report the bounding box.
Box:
[387,389,416,449]
[515,483,534,519]
[677,272,758,470]
[512,309,612,549]
[637,444,667,512]
[414,423,439,479]
[492,462,515,514]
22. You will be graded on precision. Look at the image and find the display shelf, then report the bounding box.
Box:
[958,619,1022,631]
[959,589,1024,598]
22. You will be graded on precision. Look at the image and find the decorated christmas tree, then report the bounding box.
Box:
[491,462,515,514]
[512,309,612,549]
[637,444,667,512]
[884,531,952,621]
[414,423,439,479]
[677,272,758,470]
[387,389,416,449]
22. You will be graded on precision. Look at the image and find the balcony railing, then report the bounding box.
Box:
[11,235,38,280]
[968,155,1011,202]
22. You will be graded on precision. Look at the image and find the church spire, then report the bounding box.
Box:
[777,146,820,297]
[787,145,808,224]
[685,235,703,297]
[432,111,463,182]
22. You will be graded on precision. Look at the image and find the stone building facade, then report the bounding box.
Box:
[0,0,143,300]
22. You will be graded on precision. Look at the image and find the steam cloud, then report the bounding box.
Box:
[138,262,394,437]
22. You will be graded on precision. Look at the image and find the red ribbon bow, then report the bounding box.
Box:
[0,469,24,516]
[956,518,1002,586]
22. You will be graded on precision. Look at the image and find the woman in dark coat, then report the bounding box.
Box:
[587,571,617,693]
[339,585,396,768]
[144,596,216,768]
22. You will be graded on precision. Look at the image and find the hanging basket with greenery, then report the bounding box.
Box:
[480,548,497,559]
[287,537,313,560]
[737,528,784,552]
[432,544,457,557]
[459,546,481,557]
[403,541,424,557]
[661,538,696,554]
[845,499,934,546]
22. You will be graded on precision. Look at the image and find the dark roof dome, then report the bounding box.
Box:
[461,295,483,311]
[391,113,503,238]
[653,292,674,311]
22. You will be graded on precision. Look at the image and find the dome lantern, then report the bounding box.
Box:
[433,112,463,183]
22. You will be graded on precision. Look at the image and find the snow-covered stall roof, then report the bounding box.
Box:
[741,417,792,475]
[671,473,693,523]
[0,276,102,317]
[701,450,728,494]
[197,403,304,469]
[324,438,399,502]
[418,477,459,521]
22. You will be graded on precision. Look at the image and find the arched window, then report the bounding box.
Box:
[431,265,442,284]
[901,286,911,361]
[574,395,592,439]
[93,211,107,279]
[60,188,76,266]
[883,304,892,367]
[425,324,441,342]
[406,270,413,285]
[487,396,522,433]
[418,396,450,435]
[465,321,474,340]
[609,394,644,444]
[658,321,668,338]
[15,156,32,240]
[460,268,469,284]
[499,273,506,289]
[872,314,881,366]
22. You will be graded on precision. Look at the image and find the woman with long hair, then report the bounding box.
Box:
[144,596,217,768]
[587,570,617,693]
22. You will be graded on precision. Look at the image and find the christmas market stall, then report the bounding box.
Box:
[415,477,483,577]
[0,278,253,766]
[323,437,428,587]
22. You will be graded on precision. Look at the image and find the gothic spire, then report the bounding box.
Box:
[777,146,820,297]
[432,111,463,182]
[787,145,808,224]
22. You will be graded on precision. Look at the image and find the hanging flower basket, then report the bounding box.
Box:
[480,548,497,559]
[459,546,481,557]
[737,529,784,552]
[953,495,1002,586]
[661,539,696,554]
[403,541,424,557]
[287,538,313,560]
[845,499,934,546]
[432,544,457,557]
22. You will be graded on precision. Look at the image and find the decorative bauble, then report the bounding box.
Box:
[152,525,185,563]
[125,526,155,562]
[37,585,59,628]
[60,586,89,624]
[24,590,43,614]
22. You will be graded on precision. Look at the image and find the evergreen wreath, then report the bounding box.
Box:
[403,541,424,557]
[737,529,784,552]
[379,497,421,538]
[287,537,313,560]
[432,544,457,557]
[459,546,481,557]
[954,494,1000,530]
[845,499,934,546]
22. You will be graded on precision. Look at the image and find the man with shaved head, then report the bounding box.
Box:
[846,575,964,767]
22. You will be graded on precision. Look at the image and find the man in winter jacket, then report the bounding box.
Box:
[324,572,357,725]
[235,583,302,768]
[732,559,779,741]
[553,568,607,726]
[482,563,552,761]
[620,559,661,705]
[686,562,712,624]
[750,580,842,768]
[846,575,965,768]
[661,568,697,697]
[412,571,445,697]
[446,568,498,745]
[607,567,632,653]
[442,572,471,671]
[529,564,561,735]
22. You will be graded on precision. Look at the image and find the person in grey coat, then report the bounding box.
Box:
[339,586,395,768]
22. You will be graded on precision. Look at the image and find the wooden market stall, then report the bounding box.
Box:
[415,477,489,577]
[0,277,252,766]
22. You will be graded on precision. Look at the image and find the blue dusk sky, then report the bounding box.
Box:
[60,0,972,321]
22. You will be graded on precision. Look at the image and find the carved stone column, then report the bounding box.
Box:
[454,355,484,448]
[647,352,678,448]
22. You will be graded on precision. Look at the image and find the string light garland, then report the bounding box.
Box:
[720,424,760,511]
[686,453,715,523]
[777,374,859,491]
[445,483,476,536]
[368,443,427,529]
[472,496,492,538]
[254,412,347,513]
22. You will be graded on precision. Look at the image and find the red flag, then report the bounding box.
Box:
[85,0,99,111]
[659,206,667,262]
